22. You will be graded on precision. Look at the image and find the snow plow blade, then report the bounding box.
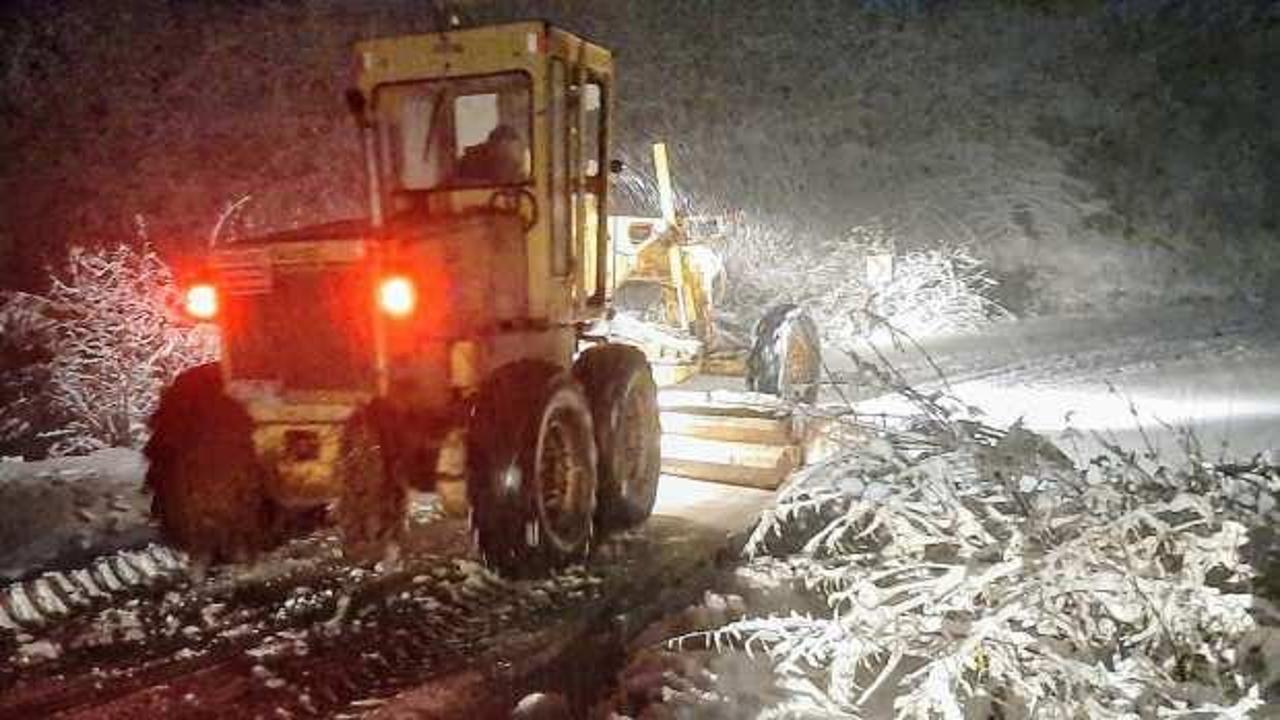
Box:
[658,390,807,490]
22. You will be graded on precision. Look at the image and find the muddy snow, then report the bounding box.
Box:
[0,448,152,582]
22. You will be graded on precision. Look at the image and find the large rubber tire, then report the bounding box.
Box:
[573,344,661,531]
[467,361,598,578]
[337,404,407,562]
[144,363,285,563]
[746,304,822,403]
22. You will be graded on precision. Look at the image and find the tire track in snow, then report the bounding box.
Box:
[0,514,733,719]
[0,544,187,631]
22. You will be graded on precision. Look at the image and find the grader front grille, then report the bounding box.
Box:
[222,264,376,392]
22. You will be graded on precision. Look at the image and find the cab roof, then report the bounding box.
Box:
[354,21,612,95]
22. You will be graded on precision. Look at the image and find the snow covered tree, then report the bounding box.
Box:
[725,222,1009,347]
[0,291,56,458]
[40,243,216,456]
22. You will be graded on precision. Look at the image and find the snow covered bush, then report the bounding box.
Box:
[38,243,216,456]
[724,222,1009,347]
[669,397,1280,717]
[0,291,56,458]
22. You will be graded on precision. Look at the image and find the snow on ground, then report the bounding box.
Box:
[0,447,152,581]
[3,302,1268,586]
[605,301,1280,719]
[847,300,1280,464]
[606,413,1280,718]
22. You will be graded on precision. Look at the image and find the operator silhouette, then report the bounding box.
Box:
[455,124,525,185]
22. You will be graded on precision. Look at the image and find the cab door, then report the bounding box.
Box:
[548,56,610,317]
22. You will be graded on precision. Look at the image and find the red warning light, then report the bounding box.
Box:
[378,275,415,317]
[184,283,218,320]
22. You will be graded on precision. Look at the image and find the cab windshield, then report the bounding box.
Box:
[374,72,532,194]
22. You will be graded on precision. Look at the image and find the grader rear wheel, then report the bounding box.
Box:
[468,362,598,578]
[574,344,661,531]
[144,364,286,563]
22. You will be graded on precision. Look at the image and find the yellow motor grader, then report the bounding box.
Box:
[150,21,820,575]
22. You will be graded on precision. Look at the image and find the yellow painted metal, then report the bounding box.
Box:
[580,195,602,306]
[212,241,367,271]
[209,22,620,505]
[659,411,794,445]
[231,397,362,424]
[449,340,481,392]
[653,142,676,225]
[610,143,727,369]
[254,423,344,506]
[354,22,613,327]
[660,433,801,490]
[434,428,469,517]
[436,479,469,517]
[655,389,812,491]
[354,22,610,94]
[666,244,690,330]
[268,240,366,266]
[701,352,747,376]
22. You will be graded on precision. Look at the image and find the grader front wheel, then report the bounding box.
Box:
[746,304,822,403]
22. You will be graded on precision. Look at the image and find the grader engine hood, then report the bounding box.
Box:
[212,222,376,400]
[209,212,528,406]
[204,211,528,506]
[204,222,376,507]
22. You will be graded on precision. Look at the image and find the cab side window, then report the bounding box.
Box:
[577,79,607,300]
[549,59,570,277]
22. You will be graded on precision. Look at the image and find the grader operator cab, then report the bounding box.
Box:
[148,21,820,575]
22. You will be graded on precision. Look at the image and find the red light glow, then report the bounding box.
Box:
[184,283,218,320]
[378,276,415,317]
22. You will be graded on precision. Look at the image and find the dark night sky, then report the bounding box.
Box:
[1,0,1277,311]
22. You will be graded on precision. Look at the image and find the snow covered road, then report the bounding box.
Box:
[851,301,1280,464]
[0,449,154,583]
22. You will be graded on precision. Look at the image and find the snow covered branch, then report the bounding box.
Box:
[679,391,1279,717]
[725,222,1010,348]
[37,243,216,456]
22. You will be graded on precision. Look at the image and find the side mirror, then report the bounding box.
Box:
[609,159,624,174]
[345,88,368,127]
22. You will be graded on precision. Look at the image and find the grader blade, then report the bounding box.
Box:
[657,389,811,490]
